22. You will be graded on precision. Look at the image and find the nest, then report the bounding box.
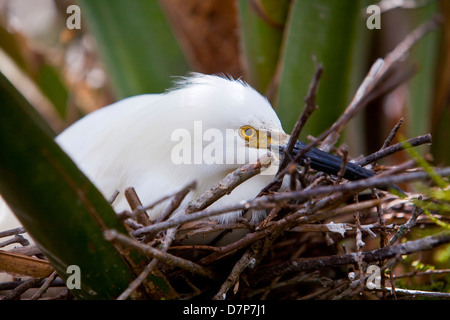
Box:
[1,17,450,300]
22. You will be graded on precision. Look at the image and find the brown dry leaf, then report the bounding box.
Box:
[0,250,54,278]
[159,0,242,77]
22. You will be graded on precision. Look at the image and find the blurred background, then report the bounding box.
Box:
[0,0,449,300]
[0,0,448,164]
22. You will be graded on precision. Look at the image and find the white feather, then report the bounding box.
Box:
[0,73,287,247]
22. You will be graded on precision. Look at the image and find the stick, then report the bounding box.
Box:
[277,64,323,175]
[30,270,58,300]
[377,287,450,299]
[388,198,423,246]
[249,231,450,285]
[320,59,385,151]
[0,227,27,238]
[354,206,365,293]
[118,182,197,300]
[116,259,160,300]
[263,18,438,194]
[381,118,404,149]
[0,234,30,248]
[108,190,120,204]
[320,17,439,150]
[156,181,197,222]
[355,134,432,167]
[198,193,350,265]
[264,167,450,203]
[132,167,450,238]
[132,156,278,238]
[125,187,152,226]
[289,223,395,234]
[185,153,273,213]
[213,241,263,300]
[392,268,450,279]
[104,229,215,280]
[0,277,42,300]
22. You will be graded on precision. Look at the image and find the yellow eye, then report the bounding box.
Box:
[239,126,257,140]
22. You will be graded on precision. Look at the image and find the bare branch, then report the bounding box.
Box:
[125,187,152,226]
[0,227,27,238]
[388,197,423,246]
[381,118,404,150]
[157,181,197,222]
[249,231,450,285]
[185,153,274,213]
[104,229,215,280]
[277,64,323,175]
[213,241,263,300]
[355,134,432,167]
[377,286,450,299]
[132,166,450,239]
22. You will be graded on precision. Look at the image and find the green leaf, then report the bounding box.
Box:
[0,24,69,119]
[237,0,290,94]
[406,2,440,145]
[275,0,362,136]
[77,0,190,98]
[0,72,140,299]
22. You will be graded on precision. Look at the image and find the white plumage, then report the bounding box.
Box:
[0,71,384,258]
[0,74,286,240]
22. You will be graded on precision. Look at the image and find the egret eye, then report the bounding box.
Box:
[239,126,257,141]
[245,128,254,137]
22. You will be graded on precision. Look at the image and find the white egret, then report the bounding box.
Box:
[0,73,376,244]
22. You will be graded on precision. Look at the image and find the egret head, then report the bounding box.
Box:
[168,74,290,171]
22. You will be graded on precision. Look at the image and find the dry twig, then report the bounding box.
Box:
[249,232,450,286]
